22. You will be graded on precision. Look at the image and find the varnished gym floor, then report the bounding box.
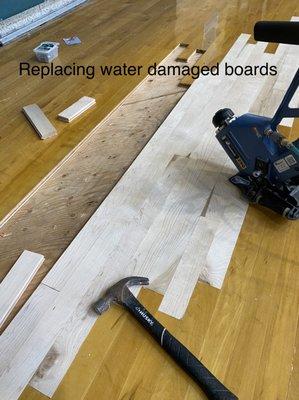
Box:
[0,1,298,399]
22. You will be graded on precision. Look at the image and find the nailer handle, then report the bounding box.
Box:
[254,21,299,45]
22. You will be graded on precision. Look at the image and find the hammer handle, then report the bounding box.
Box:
[124,295,238,400]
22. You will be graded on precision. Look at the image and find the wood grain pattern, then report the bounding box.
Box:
[3,34,294,400]
[29,48,203,397]
[38,35,299,395]
[158,216,218,319]
[0,250,44,327]
[0,2,298,399]
[200,168,247,289]
[0,35,251,399]
[22,104,57,139]
[1,0,298,223]
[0,44,199,400]
[0,0,215,221]
[287,317,299,400]
[0,284,57,367]
[58,96,96,123]
[0,42,191,338]
[197,211,299,400]
[176,46,205,63]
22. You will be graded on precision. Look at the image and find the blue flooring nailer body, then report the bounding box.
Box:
[213,21,299,219]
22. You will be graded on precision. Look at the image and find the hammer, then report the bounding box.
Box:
[93,276,238,400]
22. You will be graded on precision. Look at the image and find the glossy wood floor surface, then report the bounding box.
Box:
[0,0,298,222]
[0,0,298,399]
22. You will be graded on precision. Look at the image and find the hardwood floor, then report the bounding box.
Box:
[0,0,298,399]
[0,0,298,222]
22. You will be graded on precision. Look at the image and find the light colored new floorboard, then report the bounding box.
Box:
[202,167,248,289]
[58,96,96,123]
[0,284,57,367]
[250,52,298,128]
[0,250,44,327]
[158,216,218,319]
[22,104,57,140]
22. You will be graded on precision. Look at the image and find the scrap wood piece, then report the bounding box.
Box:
[23,104,57,140]
[0,250,44,328]
[58,96,96,123]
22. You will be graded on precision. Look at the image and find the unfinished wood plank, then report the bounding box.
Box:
[0,284,57,367]
[130,155,223,296]
[22,104,57,140]
[58,97,96,123]
[158,216,218,319]
[251,51,298,128]
[158,168,246,318]
[0,250,44,327]
[201,168,248,288]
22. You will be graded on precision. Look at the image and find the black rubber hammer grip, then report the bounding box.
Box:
[93,276,238,399]
[124,295,238,400]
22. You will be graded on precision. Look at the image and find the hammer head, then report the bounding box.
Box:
[93,276,149,315]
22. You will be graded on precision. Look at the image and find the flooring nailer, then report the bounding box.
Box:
[213,21,299,220]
